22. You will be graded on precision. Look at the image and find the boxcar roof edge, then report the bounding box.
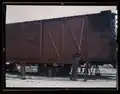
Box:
[6,10,114,25]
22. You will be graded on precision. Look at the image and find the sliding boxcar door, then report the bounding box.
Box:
[42,19,62,62]
[64,17,87,61]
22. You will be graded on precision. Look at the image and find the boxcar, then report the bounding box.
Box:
[5,10,117,76]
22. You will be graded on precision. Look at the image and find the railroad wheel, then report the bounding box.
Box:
[57,66,71,77]
[7,63,17,73]
[62,66,71,77]
[37,64,46,76]
[44,66,53,77]
[112,63,116,68]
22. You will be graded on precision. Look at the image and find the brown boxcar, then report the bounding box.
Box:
[5,10,117,68]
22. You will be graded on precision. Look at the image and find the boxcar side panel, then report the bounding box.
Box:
[42,19,62,61]
[6,23,22,60]
[63,16,88,61]
[6,11,117,64]
[20,22,41,61]
[87,14,117,62]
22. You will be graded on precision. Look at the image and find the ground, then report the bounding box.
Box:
[5,64,117,88]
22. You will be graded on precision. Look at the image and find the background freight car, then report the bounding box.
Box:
[5,10,117,76]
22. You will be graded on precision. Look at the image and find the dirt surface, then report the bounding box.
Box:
[5,64,117,88]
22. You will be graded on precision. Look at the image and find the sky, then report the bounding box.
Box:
[6,5,117,24]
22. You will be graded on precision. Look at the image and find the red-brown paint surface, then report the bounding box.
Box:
[6,11,117,64]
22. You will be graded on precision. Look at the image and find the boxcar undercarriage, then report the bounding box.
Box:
[5,58,117,81]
